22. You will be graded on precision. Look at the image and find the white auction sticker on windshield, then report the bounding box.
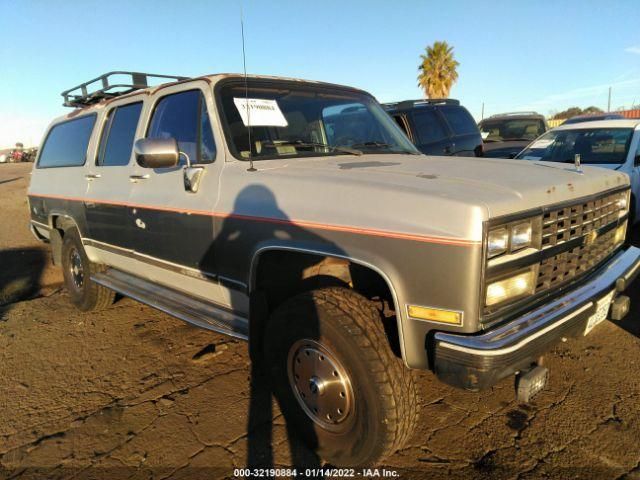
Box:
[233,98,288,127]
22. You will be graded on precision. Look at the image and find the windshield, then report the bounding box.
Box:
[515,127,633,164]
[479,118,545,142]
[218,80,419,160]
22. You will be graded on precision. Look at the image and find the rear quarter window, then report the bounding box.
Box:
[440,106,478,135]
[38,114,96,168]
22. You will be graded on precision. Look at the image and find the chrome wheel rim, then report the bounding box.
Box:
[287,339,354,431]
[69,248,84,290]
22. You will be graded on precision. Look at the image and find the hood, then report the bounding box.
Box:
[222,153,629,243]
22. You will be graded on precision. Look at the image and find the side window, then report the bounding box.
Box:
[411,110,448,145]
[440,106,478,135]
[636,135,640,166]
[37,115,96,168]
[97,102,142,166]
[147,90,216,165]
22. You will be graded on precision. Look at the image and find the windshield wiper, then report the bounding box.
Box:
[351,141,420,155]
[351,141,391,149]
[262,140,362,156]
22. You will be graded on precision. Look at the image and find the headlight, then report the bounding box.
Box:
[617,191,630,218]
[488,227,508,258]
[486,267,537,307]
[510,221,533,251]
[487,218,540,259]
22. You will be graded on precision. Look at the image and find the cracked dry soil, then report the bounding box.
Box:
[2,163,640,479]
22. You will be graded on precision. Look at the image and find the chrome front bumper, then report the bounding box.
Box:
[433,246,640,391]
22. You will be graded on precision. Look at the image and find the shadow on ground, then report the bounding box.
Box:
[0,247,46,318]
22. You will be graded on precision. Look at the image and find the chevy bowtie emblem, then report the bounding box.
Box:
[584,230,598,246]
[574,153,583,173]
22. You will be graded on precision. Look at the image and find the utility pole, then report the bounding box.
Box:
[481,102,485,120]
[607,86,612,112]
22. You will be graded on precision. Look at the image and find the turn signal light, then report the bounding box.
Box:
[407,305,462,325]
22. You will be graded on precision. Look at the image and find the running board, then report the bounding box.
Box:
[92,269,249,341]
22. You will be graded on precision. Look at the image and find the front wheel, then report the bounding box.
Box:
[264,287,418,467]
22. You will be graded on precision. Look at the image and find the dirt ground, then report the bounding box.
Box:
[1,162,640,479]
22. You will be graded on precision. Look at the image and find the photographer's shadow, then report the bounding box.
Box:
[211,184,349,472]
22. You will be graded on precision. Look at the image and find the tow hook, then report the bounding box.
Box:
[516,363,548,403]
[610,295,630,321]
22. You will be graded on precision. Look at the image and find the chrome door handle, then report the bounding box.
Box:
[85,173,101,179]
[129,174,150,182]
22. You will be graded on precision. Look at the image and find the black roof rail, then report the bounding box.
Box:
[383,98,460,110]
[61,71,189,108]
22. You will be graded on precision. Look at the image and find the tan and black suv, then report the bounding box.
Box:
[28,71,640,467]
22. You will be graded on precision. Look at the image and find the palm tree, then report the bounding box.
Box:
[417,41,459,99]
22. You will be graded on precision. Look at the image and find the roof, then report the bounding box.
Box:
[55,72,368,123]
[553,119,640,130]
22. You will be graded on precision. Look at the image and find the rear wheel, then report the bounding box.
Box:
[264,287,418,467]
[61,229,115,311]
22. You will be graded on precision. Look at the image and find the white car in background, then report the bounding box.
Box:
[0,153,7,163]
[516,119,640,223]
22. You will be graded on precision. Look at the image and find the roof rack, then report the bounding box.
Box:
[487,111,540,118]
[61,71,188,108]
[383,98,460,110]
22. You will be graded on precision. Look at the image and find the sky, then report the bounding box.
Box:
[1,0,639,148]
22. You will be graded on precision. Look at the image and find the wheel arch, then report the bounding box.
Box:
[249,244,409,364]
[47,213,85,266]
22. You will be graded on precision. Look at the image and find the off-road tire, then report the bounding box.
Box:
[264,287,418,467]
[61,228,114,311]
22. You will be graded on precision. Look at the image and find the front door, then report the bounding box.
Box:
[127,86,229,305]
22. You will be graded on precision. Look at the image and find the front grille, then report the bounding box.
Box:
[536,226,617,292]
[541,190,626,248]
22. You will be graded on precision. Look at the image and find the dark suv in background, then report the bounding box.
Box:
[383,99,483,157]
[478,111,548,158]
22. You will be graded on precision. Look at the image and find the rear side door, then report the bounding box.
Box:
[438,106,482,157]
[407,107,454,155]
[84,100,144,251]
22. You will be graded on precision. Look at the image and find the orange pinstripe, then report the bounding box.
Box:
[28,193,480,247]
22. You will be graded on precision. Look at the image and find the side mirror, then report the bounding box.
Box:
[134,138,179,169]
